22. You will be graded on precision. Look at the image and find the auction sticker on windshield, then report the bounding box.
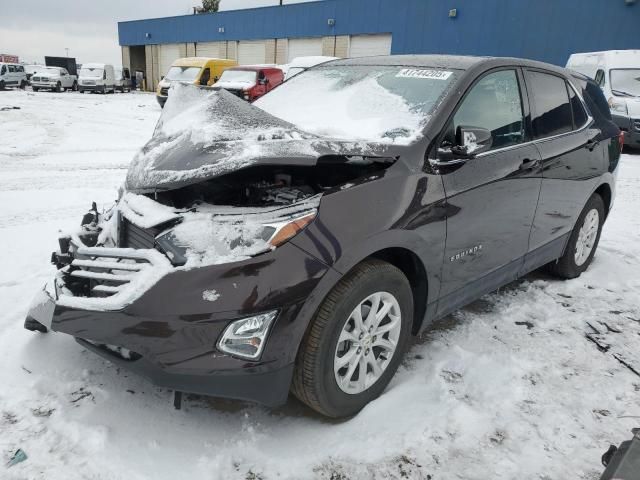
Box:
[396,69,453,80]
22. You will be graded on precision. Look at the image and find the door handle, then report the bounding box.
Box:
[585,138,599,151]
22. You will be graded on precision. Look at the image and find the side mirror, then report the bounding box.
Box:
[160,75,165,80]
[454,125,492,157]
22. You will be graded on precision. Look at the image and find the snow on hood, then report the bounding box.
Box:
[125,83,399,193]
[214,81,255,90]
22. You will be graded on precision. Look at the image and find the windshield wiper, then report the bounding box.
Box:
[612,89,637,98]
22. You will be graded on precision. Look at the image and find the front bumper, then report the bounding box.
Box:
[612,114,640,148]
[24,237,332,406]
[79,85,105,93]
[31,81,58,89]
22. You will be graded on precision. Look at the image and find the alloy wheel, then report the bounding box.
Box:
[334,291,402,394]
[574,208,599,266]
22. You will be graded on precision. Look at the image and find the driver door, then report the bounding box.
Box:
[435,68,542,315]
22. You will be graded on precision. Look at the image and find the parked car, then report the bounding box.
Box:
[115,67,132,92]
[567,50,640,150]
[283,55,338,81]
[156,57,237,107]
[78,63,116,94]
[25,55,621,418]
[31,66,77,92]
[214,66,284,101]
[0,63,27,90]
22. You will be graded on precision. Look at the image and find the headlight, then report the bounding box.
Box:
[608,97,628,115]
[261,212,316,247]
[155,211,317,266]
[217,310,278,359]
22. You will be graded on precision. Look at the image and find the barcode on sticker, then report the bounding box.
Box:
[396,69,453,80]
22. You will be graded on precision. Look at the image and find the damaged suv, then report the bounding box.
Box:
[25,56,621,418]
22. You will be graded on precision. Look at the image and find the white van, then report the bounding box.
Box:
[78,63,116,94]
[0,63,27,90]
[567,50,640,149]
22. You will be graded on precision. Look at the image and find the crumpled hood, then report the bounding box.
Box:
[125,83,404,192]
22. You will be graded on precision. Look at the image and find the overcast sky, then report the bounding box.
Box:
[0,0,318,66]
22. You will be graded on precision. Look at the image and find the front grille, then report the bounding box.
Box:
[32,76,41,82]
[634,119,640,132]
[160,87,169,96]
[67,247,155,298]
[119,217,163,249]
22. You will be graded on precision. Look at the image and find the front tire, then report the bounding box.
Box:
[547,193,605,279]
[0,80,5,90]
[19,80,27,89]
[292,259,413,418]
[55,81,62,93]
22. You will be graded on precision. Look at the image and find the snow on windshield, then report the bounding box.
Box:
[218,69,257,85]
[256,66,457,144]
[165,66,201,82]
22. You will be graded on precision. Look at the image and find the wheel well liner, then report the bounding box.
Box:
[594,183,612,217]
[369,247,428,335]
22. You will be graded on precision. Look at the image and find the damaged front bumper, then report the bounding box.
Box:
[24,197,331,407]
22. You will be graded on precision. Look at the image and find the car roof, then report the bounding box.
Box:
[323,54,570,75]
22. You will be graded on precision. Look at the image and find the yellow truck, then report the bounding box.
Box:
[156,57,237,107]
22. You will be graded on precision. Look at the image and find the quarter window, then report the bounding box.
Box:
[594,69,605,87]
[567,83,588,128]
[527,71,574,139]
[449,69,525,150]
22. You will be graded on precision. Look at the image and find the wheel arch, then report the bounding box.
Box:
[368,247,429,335]
[594,182,612,218]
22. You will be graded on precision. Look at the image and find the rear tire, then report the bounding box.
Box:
[546,193,605,279]
[19,80,27,89]
[292,259,413,418]
[55,81,62,93]
[72,81,78,91]
[32,86,39,92]
[0,80,5,90]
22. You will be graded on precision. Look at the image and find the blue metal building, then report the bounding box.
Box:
[118,0,640,90]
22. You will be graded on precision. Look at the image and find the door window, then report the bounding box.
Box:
[527,71,574,139]
[8,65,16,73]
[0,65,5,75]
[448,69,525,150]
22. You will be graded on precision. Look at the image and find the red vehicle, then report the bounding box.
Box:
[214,66,283,102]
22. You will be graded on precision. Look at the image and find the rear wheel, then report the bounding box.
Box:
[72,81,78,91]
[55,81,62,93]
[0,80,5,90]
[547,193,605,279]
[292,259,413,418]
[19,80,27,89]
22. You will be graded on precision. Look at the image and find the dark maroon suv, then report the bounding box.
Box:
[25,55,621,418]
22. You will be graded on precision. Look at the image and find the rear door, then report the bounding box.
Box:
[524,69,603,268]
[436,68,542,315]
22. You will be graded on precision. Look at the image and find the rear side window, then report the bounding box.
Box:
[567,84,588,128]
[450,69,525,150]
[527,71,573,139]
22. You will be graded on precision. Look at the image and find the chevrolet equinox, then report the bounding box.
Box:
[25,56,621,418]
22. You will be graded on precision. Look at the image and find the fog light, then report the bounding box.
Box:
[217,310,277,360]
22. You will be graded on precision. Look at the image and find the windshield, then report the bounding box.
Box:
[256,65,459,144]
[80,67,103,78]
[610,69,640,97]
[218,70,257,84]
[165,66,201,82]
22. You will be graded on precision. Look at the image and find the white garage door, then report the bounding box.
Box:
[196,42,223,58]
[238,41,266,65]
[287,37,323,62]
[349,34,392,58]
[159,44,181,77]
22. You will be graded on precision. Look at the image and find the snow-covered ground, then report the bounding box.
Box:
[1,89,639,480]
